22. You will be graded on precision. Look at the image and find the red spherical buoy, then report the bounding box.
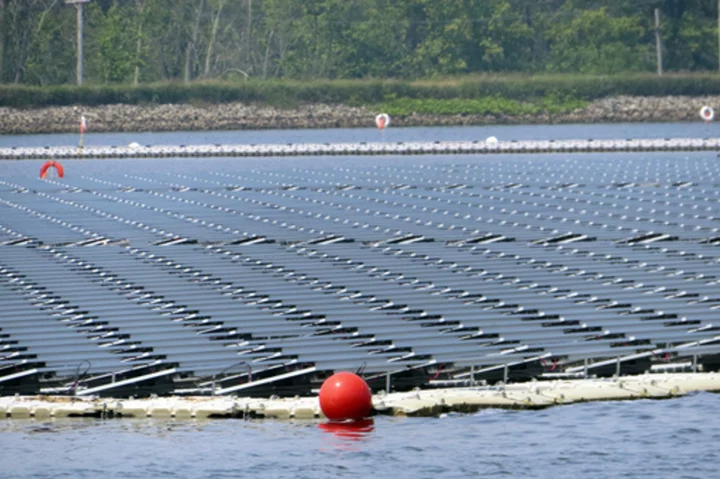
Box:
[319,372,373,422]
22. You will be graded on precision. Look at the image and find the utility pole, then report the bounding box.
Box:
[65,0,90,85]
[655,8,663,76]
[246,0,252,67]
[718,0,720,71]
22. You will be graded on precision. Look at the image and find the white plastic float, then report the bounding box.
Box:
[2,137,720,160]
[1,372,719,419]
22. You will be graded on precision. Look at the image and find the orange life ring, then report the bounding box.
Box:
[40,160,64,179]
[375,113,390,130]
[700,105,714,123]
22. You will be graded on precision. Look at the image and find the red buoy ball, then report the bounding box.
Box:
[319,372,373,422]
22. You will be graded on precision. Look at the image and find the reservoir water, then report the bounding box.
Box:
[0,392,718,478]
[1,121,718,148]
[1,123,718,478]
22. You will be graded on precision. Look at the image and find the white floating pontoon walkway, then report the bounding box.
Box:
[1,373,719,419]
[1,137,720,160]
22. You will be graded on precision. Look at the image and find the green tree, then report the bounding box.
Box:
[472,0,534,72]
[660,0,718,71]
[409,1,475,76]
[24,3,75,85]
[1,0,62,83]
[313,0,412,78]
[545,7,653,73]
[2,0,720,85]
[139,0,190,81]
[89,2,136,82]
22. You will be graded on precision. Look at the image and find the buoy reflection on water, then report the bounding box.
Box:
[318,418,375,440]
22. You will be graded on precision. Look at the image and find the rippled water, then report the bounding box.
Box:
[1,121,718,149]
[1,392,717,479]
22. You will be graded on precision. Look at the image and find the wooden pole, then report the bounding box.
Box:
[655,8,663,76]
[76,3,84,85]
[66,0,90,85]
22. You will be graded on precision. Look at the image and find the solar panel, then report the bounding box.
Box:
[1,152,719,395]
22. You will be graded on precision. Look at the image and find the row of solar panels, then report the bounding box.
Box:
[0,170,718,246]
[2,238,719,395]
[1,153,719,396]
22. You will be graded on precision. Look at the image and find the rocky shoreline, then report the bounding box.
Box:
[1,95,718,135]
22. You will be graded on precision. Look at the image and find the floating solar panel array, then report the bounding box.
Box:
[1,152,719,396]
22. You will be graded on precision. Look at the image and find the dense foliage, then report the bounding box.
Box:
[4,74,720,109]
[1,0,720,86]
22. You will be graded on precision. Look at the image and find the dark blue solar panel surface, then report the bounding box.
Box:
[2,152,719,392]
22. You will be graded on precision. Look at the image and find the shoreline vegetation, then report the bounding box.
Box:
[2,95,719,135]
[3,75,720,134]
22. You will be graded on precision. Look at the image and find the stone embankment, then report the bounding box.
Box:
[0,95,718,135]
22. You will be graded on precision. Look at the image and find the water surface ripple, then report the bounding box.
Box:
[1,392,717,479]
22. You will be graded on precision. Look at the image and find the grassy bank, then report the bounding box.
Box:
[369,96,590,117]
[3,73,720,112]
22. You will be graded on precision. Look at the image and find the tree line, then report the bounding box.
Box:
[1,0,718,86]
